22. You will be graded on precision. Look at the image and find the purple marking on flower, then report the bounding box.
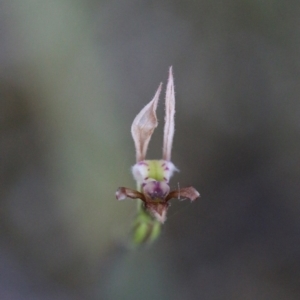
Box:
[138,161,149,166]
[143,180,170,200]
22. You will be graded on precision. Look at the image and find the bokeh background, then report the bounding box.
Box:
[1,1,300,299]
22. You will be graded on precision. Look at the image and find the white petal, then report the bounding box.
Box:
[131,161,150,185]
[163,66,175,161]
[131,83,162,162]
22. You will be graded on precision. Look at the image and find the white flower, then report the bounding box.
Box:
[116,67,200,223]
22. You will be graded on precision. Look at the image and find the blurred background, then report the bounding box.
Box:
[1,0,300,299]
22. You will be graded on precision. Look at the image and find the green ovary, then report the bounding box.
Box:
[132,206,161,245]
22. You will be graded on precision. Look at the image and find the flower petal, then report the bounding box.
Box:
[116,187,146,202]
[131,83,162,162]
[163,66,175,161]
[165,186,200,202]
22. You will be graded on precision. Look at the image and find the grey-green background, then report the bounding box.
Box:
[1,1,299,299]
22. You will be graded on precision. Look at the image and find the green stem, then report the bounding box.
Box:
[131,185,161,246]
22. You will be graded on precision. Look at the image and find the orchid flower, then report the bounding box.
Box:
[116,67,200,231]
